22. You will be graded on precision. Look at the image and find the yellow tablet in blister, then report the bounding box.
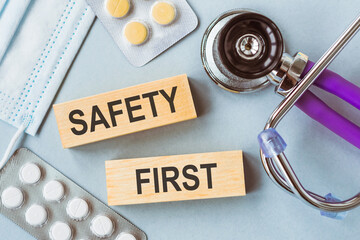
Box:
[151,1,176,25]
[124,21,149,45]
[106,0,130,18]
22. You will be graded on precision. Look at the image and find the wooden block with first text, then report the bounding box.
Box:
[105,151,246,205]
[53,74,197,148]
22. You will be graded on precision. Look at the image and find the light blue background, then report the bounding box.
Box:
[1,0,360,239]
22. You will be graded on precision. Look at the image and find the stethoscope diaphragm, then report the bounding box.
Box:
[201,9,283,93]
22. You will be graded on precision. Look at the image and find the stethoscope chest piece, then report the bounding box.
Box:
[201,10,283,93]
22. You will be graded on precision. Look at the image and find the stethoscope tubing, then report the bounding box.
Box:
[296,61,360,149]
[306,61,360,111]
[261,14,360,212]
[261,152,360,212]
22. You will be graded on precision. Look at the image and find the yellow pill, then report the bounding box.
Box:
[106,0,130,18]
[151,1,176,25]
[124,21,149,45]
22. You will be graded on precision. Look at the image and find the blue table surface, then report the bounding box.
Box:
[1,0,360,239]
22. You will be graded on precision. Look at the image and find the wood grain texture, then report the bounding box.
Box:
[53,74,197,148]
[105,151,246,205]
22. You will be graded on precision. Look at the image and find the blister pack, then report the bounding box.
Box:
[0,148,147,240]
[85,0,198,66]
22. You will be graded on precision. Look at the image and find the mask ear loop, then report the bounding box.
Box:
[0,116,31,169]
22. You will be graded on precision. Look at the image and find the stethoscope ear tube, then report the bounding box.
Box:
[305,61,360,111]
[296,61,360,149]
[259,14,360,214]
[296,91,360,149]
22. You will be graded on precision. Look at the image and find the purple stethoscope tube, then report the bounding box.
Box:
[296,61,360,149]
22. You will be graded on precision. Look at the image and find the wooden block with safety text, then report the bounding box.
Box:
[53,74,197,148]
[105,150,246,205]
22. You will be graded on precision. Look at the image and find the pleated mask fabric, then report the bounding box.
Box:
[0,0,95,136]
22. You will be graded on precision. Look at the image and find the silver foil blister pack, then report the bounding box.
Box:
[0,148,147,240]
[85,0,198,66]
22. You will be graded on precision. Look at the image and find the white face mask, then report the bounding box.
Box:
[0,0,95,165]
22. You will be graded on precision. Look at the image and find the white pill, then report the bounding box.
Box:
[1,186,24,209]
[66,198,89,221]
[19,162,41,184]
[116,233,137,240]
[43,180,65,202]
[49,221,72,240]
[90,215,114,238]
[25,204,48,227]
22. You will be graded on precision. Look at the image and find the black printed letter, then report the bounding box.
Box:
[200,163,217,189]
[136,168,151,194]
[90,105,110,132]
[159,86,177,113]
[142,91,159,117]
[69,109,88,135]
[162,167,181,192]
[182,165,199,191]
[125,95,146,123]
[153,168,160,193]
[107,100,123,127]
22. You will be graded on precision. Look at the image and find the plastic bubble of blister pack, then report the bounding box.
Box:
[0,148,147,240]
[85,0,198,66]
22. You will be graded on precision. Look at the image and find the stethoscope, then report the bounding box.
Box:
[201,9,360,217]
